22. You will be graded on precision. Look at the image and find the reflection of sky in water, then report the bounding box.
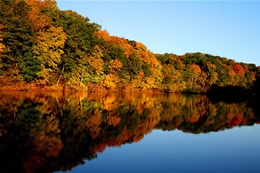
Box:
[64,125,260,173]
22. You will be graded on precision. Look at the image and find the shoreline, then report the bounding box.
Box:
[0,84,165,93]
[0,83,253,98]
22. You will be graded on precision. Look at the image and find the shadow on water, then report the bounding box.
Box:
[206,82,260,119]
[207,84,252,103]
[0,91,259,173]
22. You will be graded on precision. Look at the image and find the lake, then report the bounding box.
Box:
[0,91,259,173]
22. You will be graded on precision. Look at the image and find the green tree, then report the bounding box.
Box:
[19,51,41,82]
[51,10,100,84]
[128,52,142,80]
[0,0,36,70]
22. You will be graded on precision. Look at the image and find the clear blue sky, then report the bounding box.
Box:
[56,1,260,66]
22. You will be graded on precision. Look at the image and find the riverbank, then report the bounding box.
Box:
[0,82,256,101]
[0,83,164,93]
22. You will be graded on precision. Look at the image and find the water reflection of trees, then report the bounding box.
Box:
[0,92,259,173]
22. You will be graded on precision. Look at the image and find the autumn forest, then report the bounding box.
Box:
[0,0,260,95]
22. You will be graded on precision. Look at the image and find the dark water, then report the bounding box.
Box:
[0,91,259,173]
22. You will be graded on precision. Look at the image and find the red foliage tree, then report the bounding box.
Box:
[232,63,244,77]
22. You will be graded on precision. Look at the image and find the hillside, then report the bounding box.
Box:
[0,0,259,93]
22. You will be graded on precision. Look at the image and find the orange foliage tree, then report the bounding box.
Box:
[24,0,57,31]
[232,63,244,77]
[95,29,111,42]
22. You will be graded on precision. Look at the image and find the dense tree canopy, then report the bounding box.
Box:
[0,0,259,94]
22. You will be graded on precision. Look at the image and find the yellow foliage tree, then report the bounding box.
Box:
[0,25,5,61]
[186,64,201,90]
[87,45,104,75]
[109,59,122,71]
[33,26,67,84]
[103,74,118,90]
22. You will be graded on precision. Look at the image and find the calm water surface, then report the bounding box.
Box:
[0,91,259,173]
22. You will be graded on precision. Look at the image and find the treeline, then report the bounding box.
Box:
[0,0,259,93]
